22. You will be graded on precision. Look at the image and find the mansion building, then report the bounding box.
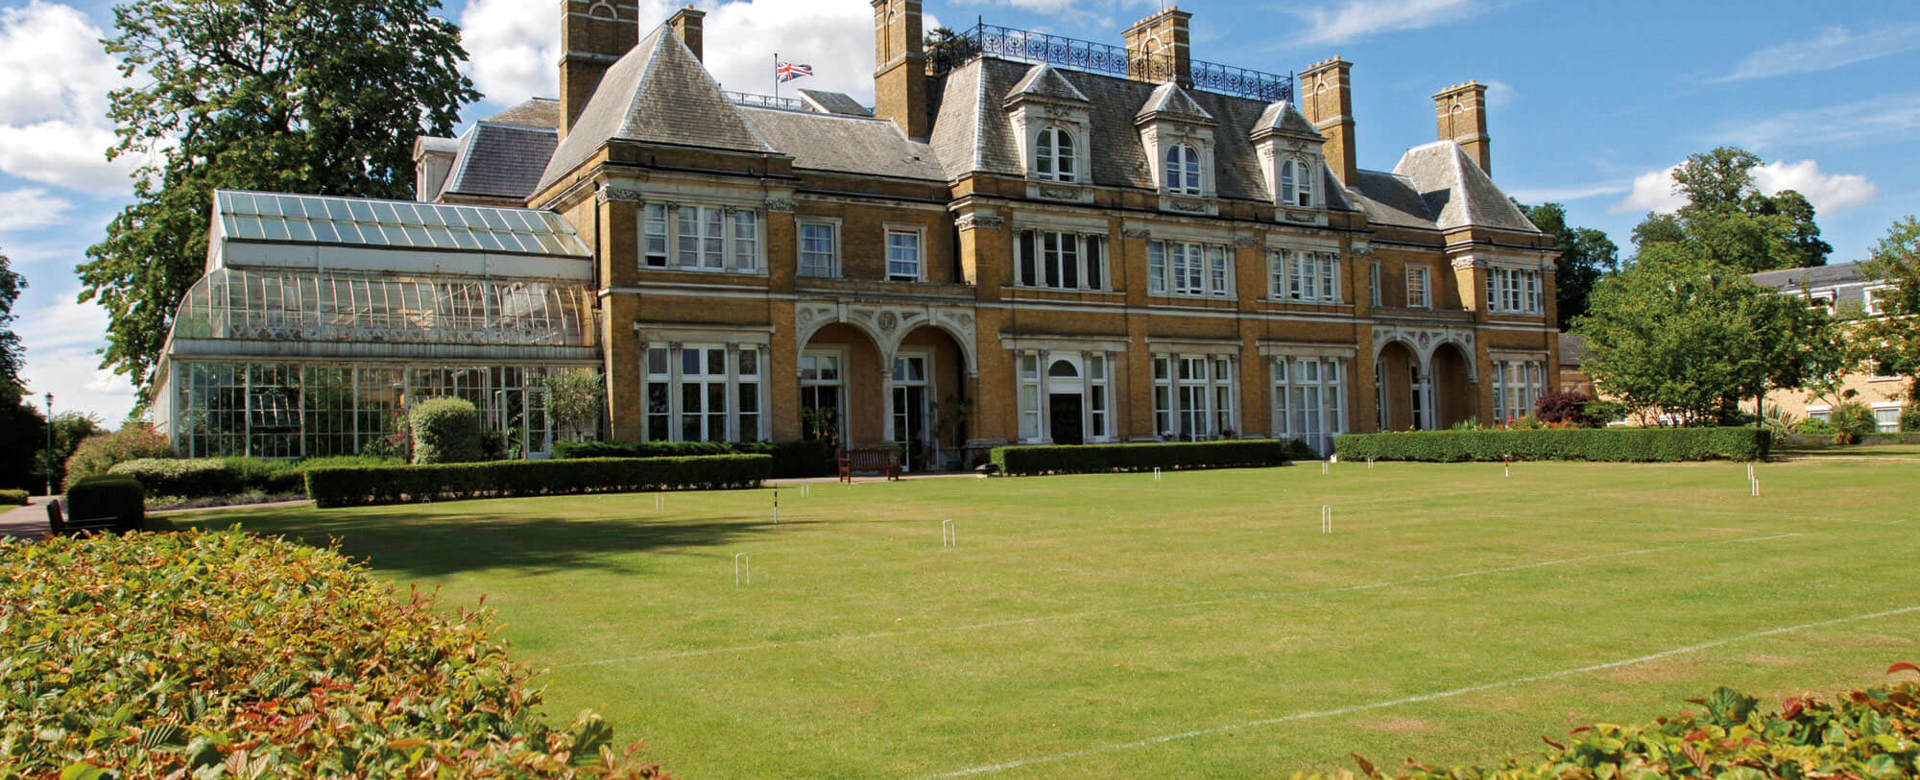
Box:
[151,1,1560,466]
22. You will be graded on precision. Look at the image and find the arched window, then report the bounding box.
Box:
[1164,143,1201,195]
[1036,126,1076,182]
[1281,158,1313,208]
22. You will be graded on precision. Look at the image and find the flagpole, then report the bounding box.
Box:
[772,52,778,101]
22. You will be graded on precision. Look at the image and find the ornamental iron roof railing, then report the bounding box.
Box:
[932,22,1293,104]
[168,267,596,349]
[725,90,808,112]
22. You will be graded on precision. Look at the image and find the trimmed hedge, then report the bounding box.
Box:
[556,439,837,479]
[64,475,145,531]
[0,488,27,505]
[410,397,482,463]
[106,456,399,498]
[307,454,772,507]
[991,439,1294,476]
[0,530,666,777]
[1333,426,1770,463]
[1312,670,1920,779]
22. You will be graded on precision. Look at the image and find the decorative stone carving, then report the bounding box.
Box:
[763,197,796,213]
[795,300,981,378]
[1372,324,1478,382]
[597,186,645,204]
[1035,184,1082,201]
[955,214,1006,232]
[1163,197,1208,214]
[1120,226,1152,239]
[1233,235,1263,248]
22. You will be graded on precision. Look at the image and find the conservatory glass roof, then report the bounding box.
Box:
[214,190,590,257]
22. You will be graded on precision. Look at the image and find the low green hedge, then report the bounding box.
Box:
[106,455,399,498]
[556,439,837,478]
[307,454,773,507]
[0,488,26,505]
[64,476,145,531]
[1312,670,1920,779]
[1333,427,1770,463]
[0,530,665,777]
[990,439,1294,476]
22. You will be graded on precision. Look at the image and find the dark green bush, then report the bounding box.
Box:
[990,439,1293,476]
[0,489,27,505]
[108,458,237,497]
[1794,416,1837,435]
[410,397,482,464]
[306,454,772,508]
[1333,427,1769,463]
[0,530,666,777]
[64,476,145,531]
[557,439,835,478]
[1830,401,1878,445]
[1903,402,1920,433]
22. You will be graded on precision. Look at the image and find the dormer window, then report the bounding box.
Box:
[1165,144,1202,195]
[1036,126,1078,183]
[1281,159,1313,208]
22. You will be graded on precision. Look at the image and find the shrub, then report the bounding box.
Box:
[1904,402,1920,433]
[1320,668,1920,780]
[64,475,145,531]
[109,457,237,497]
[0,488,26,505]
[1285,438,1317,460]
[410,397,482,464]
[735,440,837,478]
[1333,427,1769,463]
[1793,416,1837,435]
[0,530,666,777]
[556,439,835,478]
[306,454,772,507]
[1829,401,1878,445]
[990,439,1293,476]
[1533,390,1601,427]
[63,423,176,482]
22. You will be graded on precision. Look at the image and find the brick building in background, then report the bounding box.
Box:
[153,2,1559,466]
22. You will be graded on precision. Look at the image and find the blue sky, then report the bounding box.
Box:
[2,0,1917,423]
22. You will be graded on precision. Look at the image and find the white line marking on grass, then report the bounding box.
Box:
[925,603,1920,778]
[1886,519,1910,525]
[555,533,1798,668]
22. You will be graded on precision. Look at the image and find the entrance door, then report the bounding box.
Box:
[1049,394,1085,445]
[892,354,931,471]
[524,388,552,460]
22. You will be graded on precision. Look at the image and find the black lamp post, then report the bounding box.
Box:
[43,393,53,497]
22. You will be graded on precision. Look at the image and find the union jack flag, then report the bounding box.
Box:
[776,61,813,83]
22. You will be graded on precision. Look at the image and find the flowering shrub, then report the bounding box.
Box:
[1296,666,1920,779]
[0,530,668,778]
[63,423,176,482]
[1533,391,1603,427]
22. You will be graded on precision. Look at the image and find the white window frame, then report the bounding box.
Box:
[1149,240,1232,298]
[641,204,762,274]
[1273,357,1347,455]
[1491,360,1546,423]
[1369,259,1382,306]
[800,349,847,443]
[1164,143,1202,195]
[1486,267,1543,314]
[1280,158,1314,208]
[1268,248,1341,303]
[1152,353,1236,440]
[1015,230,1107,291]
[1407,265,1431,309]
[797,219,840,279]
[1035,125,1078,183]
[643,343,765,443]
[886,226,924,282]
[1018,352,1043,442]
[1865,285,1889,316]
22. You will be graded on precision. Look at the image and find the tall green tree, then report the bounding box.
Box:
[1629,147,1832,273]
[1856,216,1920,399]
[0,246,47,492]
[1575,243,1847,426]
[1515,201,1618,330]
[78,0,479,392]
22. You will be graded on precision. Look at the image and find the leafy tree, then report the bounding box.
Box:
[1575,245,1848,425]
[925,27,982,75]
[0,248,22,393]
[34,412,107,493]
[543,369,605,443]
[1629,147,1832,273]
[1516,201,1618,330]
[78,0,479,392]
[0,247,45,492]
[1856,216,1920,398]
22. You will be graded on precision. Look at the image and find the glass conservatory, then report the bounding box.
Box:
[151,190,602,460]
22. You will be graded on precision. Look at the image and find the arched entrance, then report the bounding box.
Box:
[798,322,886,450]
[1375,341,1427,431]
[892,325,972,471]
[1430,343,1475,429]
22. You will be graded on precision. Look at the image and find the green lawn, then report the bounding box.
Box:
[176,456,1920,778]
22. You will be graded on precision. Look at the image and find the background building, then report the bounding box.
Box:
[1751,262,1906,431]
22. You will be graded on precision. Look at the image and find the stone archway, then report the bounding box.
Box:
[1375,340,1424,431]
[1430,343,1475,429]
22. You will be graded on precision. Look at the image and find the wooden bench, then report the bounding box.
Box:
[46,500,121,537]
[838,447,901,483]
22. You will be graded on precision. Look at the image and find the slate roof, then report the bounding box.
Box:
[797,89,872,117]
[740,107,945,181]
[1006,63,1088,104]
[1346,169,1436,229]
[1136,81,1214,124]
[441,122,559,201]
[1252,100,1320,139]
[1385,141,1540,233]
[538,24,773,192]
[1750,261,1870,291]
[483,98,560,129]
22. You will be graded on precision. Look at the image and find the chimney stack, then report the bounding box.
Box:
[559,0,640,139]
[1434,81,1491,175]
[668,6,705,62]
[871,0,928,138]
[1298,57,1357,184]
[1123,7,1192,87]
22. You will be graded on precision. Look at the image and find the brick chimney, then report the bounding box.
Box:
[560,0,640,139]
[668,6,705,62]
[1298,57,1356,185]
[1123,7,1192,86]
[871,0,928,138]
[1434,81,1491,175]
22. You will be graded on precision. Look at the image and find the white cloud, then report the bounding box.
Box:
[1609,159,1876,216]
[0,1,137,195]
[0,188,74,234]
[13,290,137,424]
[1751,159,1877,213]
[460,0,945,109]
[1717,23,1920,83]
[1724,91,1920,151]
[1483,79,1515,110]
[1284,0,1483,45]
[1506,181,1628,204]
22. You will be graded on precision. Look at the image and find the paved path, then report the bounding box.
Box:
[0,496,50,540]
